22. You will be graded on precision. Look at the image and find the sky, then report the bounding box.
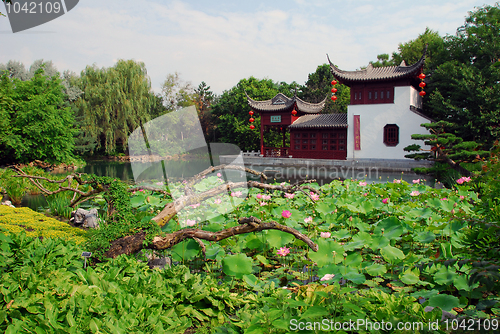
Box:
[0,0,494,95]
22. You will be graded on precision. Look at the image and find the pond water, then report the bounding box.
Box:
[21,159,431,211]
[66,160,430,185]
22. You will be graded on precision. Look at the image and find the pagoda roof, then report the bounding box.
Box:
[327,47,426,84]
[288,113,347,129]
[246,92,326,113]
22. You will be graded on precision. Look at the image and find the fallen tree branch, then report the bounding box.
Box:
[152,179,319,227]
[104,216,318,258]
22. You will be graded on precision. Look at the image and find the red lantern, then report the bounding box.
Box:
[291,109,297,115]
[331,80,337,85]
[331,88,337,93]
[419,91,426,97]
[249,118,255,123]
[249,110,254,116]
[418,73,426,80]
[419,82,426,88]
[250,124,255,130]
[331,95,337,101]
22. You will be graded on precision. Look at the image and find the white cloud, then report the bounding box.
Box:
[0,0,490,94]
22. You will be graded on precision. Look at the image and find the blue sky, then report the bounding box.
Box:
[0,0,493,94]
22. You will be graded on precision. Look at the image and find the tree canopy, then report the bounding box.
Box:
[76,60,156,155]
[0,69,75,164]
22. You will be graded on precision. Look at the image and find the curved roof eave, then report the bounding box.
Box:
[327,46,427,84]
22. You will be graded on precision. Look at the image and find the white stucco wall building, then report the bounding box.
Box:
[329,51,432,161]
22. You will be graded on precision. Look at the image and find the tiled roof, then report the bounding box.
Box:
[327,47,426,84]
[288,113,348,129]
[246,92,326,113]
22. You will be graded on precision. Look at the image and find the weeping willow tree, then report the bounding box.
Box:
[76,60,156,155]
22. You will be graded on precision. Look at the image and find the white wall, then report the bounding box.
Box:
[347,86,430,160]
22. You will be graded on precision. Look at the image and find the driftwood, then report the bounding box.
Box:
[105,216,318,258]
[13,164,320,258]
[152,179,319,227]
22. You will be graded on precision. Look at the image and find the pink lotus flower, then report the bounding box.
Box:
[460,195,465,200]
[284,193,295,199]
[190,203,201,208]
[320,232,331,238]
[304,216,313,223]
[263,195,271,200]
[441,197,448,201]
[363,193,368,196]
[320,274,335,281]
[186,219,196,227]
[393,179,401,183]
[359,181,367,186]
[310,192,320,201]
[231,191,243,197]
[256,194,262,199]
[457,176,472,184]
[282,210,292,218]
[217,173,222,177]
[259,201,267,206]
[382,198,389,204]
[410,191,420,196]
[214,198,222,204]
[277,247,290,256]
[413,179,420,184]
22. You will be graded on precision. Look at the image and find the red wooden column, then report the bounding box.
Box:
[259,112,264,155]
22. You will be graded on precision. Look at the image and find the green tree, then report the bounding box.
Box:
[0,69,75,164]
[370,54,393,67]
[76,60,156,155]
[401,4,500,178]
[404,121,489,177]
[427,4,500,146]
[391,28,446,72]
[193,81,217,141]
[299,63,349,114]
[161,72,196,111]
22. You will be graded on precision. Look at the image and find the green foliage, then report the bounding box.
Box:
[404,121,489,178]
[0,233,254,333]
[76,60,156,155]
[298,63,350,114]
[0,206,88,244]
[83,176,160,260]
[427,4,500,147]
[3,173,500,332]
[0,69,76,164]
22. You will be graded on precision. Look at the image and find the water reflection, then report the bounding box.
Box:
[23,160,430,212]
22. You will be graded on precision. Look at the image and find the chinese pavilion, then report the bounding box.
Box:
[246,93,348,159]
[328,49,432,160]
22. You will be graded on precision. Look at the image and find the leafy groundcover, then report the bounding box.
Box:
[1,177,500,333]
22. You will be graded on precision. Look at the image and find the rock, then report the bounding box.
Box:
[1,200,15,208]
[136,250,172,270]
[70,208,99,228]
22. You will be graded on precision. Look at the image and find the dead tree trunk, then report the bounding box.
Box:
[105,216,318,258]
